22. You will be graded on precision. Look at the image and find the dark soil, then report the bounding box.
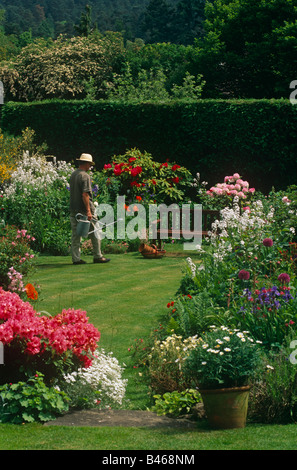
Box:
[44,407,205,428]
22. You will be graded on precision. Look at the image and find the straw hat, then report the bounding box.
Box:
[76,153,95,165]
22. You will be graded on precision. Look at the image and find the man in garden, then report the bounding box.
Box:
[69,153,110,265]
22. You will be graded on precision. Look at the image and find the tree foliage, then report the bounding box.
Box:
[0,32,125,101]
[195,0,297,98]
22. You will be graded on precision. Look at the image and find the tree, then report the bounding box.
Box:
[191,0,297,98]
[74,4,95,37]
[173,0,206,44]
[0,32,125,101]
[142,0,176,43]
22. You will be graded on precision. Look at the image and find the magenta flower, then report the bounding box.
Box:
[263,238,273,247]
[278,273,290,284]
[238,270,250,280]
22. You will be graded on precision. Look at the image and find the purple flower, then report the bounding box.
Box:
[263,238,273,247]
[238,270,250,280]
[278,273,290,284]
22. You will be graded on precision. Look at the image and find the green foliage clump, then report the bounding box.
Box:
[152,389,202,417]
[0,373,69,424]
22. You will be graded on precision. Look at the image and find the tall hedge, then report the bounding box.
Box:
[1,99,296,193]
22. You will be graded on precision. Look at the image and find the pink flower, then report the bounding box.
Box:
[282,196,291,204]
[249,188,255,193]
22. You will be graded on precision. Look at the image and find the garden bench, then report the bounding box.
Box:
[152,208,220,248]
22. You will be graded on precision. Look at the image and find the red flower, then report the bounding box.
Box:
[103,163,112,169]
[131,166,142,176]
[25,283,38,300]
[136,195,142,201]
[114,165,122,176]
[151,179,157,185]
[129,157,136,163]
[172,177,179,184]
[172,164,181,171]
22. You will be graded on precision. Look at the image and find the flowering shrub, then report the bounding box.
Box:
[148,334,201,393]
[197,173,256,210]
[234,284,296,348]
[262,185,297,243]
[2,152,74,254]
[183,326,263,390]
[63,349,127,409]
[0,33,124,101]
[208,198,276,263]
[99,148,193,205]
[0,289,100,384]
[0,225,36,290]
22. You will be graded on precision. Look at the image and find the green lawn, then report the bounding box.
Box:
[1,248,297,450]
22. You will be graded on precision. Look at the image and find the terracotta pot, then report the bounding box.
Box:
[200,386,250,429]
[139,243,166,258]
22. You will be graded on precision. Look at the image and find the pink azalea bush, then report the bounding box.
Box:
[0,288,100,384]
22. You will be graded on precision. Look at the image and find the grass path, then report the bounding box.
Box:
[30,250,189,408]
[31,252,185,357]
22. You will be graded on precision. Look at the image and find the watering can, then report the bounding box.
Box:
[75,213,123,239]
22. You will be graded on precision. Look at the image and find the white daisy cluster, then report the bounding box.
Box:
[200,326,262,360]
[64,349,128,406]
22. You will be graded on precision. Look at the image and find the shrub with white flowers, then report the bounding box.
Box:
[2,152,74,254]
[62,349,128,409]
[3,153,73,197]
[183,326,264,390]
[148,334,201,393]
[207,198,275,263]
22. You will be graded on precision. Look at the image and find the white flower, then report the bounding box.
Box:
[224,347,231,352]
[63,348,127,406]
